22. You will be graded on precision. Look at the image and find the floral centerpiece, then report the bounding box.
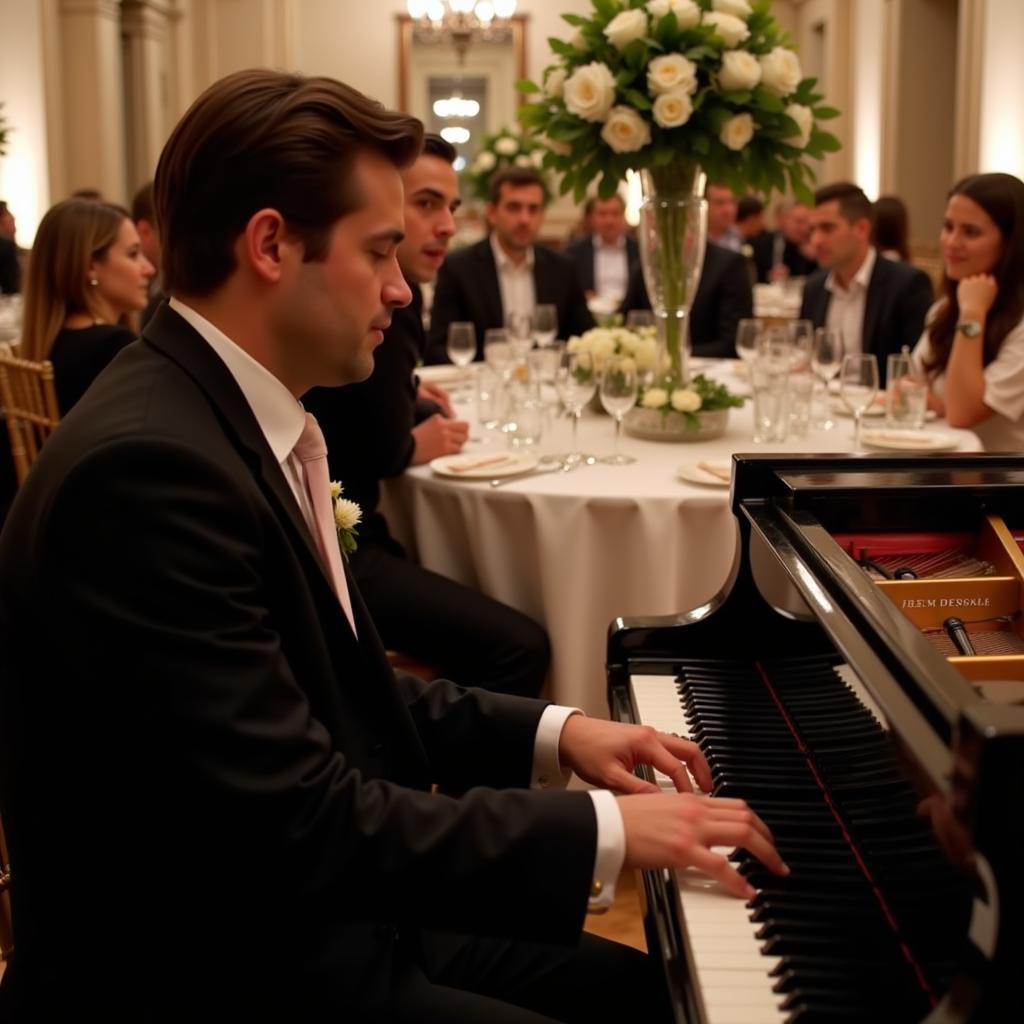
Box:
[0,103,9,157]
[519,0,839,435]
[465,128,547,201]
[566,322,659,373]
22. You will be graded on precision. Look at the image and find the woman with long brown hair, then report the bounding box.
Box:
[20,198,154,412]
[913,172,1024,450]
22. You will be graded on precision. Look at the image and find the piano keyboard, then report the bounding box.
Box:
[630,658,971,1024]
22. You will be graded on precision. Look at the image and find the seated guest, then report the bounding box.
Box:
[751,199,817,282]
[736,195,766,243]
[564,193,638,306]
[619,241,753,358]
[304,135,549,698]
[20,199,155,412]
[132,181,166,325]
[801,182,933,384]
[872,194,911,261]
[912,173,1024,451]
[706,182,742,253]
[0,200,20,294]
[425,166,593,362]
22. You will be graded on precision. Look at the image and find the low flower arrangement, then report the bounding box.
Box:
[639,372,745,429]
[465,128,548,201]
[566,323,659,372]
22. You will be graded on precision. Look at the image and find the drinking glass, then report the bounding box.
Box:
[506,313,534,362]
[625,310,656,331]
[598,355,638,465]
[446,321,477,368]
[555,349,597,464]
[532,304,558,348]
[885,351,927,429]
[475,365,508,444]
[786,319,814,373]
[484,331,513,380]
[811,327,845,430]
[735,318,763,364]
[839,353,880,448]
[750,355,790,443]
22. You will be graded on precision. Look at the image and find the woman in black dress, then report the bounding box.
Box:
[20,199,155,412]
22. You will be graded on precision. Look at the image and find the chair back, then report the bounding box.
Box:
[0,343,61,486]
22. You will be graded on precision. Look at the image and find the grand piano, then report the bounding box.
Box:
[608,455,1024,1023]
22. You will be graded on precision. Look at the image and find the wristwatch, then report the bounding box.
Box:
[955,320,983,338]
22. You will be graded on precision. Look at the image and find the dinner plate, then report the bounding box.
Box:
[860,429,960,452]
[417,364,473,385]
[430,451,538,479]
[676,460,732,487]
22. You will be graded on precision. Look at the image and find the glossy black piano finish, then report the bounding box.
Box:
[608,455,1024,1024]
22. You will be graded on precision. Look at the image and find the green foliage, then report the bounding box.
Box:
[462,128,548,203]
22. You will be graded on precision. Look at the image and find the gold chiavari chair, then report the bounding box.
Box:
[0,343,61,487]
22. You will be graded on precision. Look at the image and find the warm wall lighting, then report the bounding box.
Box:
[441,126,471,144]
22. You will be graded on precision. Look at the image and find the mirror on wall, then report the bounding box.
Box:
[397,14,527,172]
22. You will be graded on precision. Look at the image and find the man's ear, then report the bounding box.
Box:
[241,208,294,284]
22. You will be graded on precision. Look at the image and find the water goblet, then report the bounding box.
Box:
[484,331,513,381]
[839,353,880,448]
[735,318,763,364]
[786,319,814,373]
[446,321,476,369]
[599,354,638,465]
[506,313,534,362]
[555,349,597,464]
[811,326,845,429]
[532,304,558,348]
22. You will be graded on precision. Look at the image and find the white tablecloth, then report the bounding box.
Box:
[383,361,983,717]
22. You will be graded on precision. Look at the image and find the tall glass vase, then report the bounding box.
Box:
[637,165,708,389]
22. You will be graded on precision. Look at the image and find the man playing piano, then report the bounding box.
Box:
[0,69,787,1022]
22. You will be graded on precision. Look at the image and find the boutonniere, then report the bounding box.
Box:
[330,481,361,559]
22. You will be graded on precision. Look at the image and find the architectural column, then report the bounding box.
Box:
[56,0,128,202]
[121,0,176,194]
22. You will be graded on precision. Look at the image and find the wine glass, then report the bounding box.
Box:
[625,310,656,331]
[484,330,513,381]
[446,321,477,368]
[786,319,814,373]
[532,304,558,348]
[811,327,845,430]
[506,312,533,362]
[839,353,879,448]
[555,349,597,464]
[599,355,638,465]
[734,318,763,364]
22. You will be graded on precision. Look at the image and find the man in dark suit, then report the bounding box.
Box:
[620,241,754,358]
[304,134,549,699]
[0,69,784,1021]
[132,180,166,326]
[425,166,594,362]
[563,193,639,304]
[801,182,934,384]
[751,199,818,282]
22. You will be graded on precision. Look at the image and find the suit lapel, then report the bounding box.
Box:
[862,257,889,359]
[476,240,504,327]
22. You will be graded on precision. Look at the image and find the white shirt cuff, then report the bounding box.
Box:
[530,704,580,790]
[587,789,626,910]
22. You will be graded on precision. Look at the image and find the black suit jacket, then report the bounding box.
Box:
[751,231,818,283]
[49,322,137,414]
[563,234,640,295]
[799,252,935,383]
[425,237,594,363]
[0,304,595,1018]
[0,236,20,294]
[620,242,754,358]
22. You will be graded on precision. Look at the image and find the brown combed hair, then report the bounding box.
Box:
[872,195,910,261]
[488,166,548,206]
[924,173,1024,376]
[813,182,873,224]
[20,199,129,361]
[154,68,423,297]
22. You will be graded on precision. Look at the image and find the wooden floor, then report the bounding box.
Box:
[582,869,646,951]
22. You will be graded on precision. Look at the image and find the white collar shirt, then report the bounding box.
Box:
[490,232,536,325]
[825,246,877,358]
[592,234,628,302]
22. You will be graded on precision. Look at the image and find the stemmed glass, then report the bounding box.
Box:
[735,318,763,364]
[555,349,597,465]
[599,355,638,465]
[839,353,879,449]
[446,321,477,368]
[506,313,533,362]
[532,304,558,348]
[484,329,513,381]
[811,327,844,430]
[786,319,814,373]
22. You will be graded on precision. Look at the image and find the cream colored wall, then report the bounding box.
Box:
[978,0,1024,177]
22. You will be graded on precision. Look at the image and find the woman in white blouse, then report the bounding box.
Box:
[912,172,1024,451]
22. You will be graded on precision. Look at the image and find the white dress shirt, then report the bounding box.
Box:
[490,233,536,324]
[592,234,629,301]
[825,246,876,358]
[169,297,625,908]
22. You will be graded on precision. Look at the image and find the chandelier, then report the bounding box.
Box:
[406,1,518,62]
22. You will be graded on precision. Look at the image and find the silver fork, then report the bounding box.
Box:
[489,455,565,488]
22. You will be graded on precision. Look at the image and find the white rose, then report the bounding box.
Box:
[652,89,694,129]
[530,148,545,167]
[671,388,703,412]
[475,150,496,171]
[712,0,752,19]
[334,498,361,531]
[633,337,658,371]
[642,387,669,409]
[514,154,532,166]
[759,47,802,97]
[785,102,813,149]
[566,335,584,353]
[702,11,750,48]
[603,8,649,51]
[646,0,700,29]
[600,105,652,153]
[718,50,761,92]
[544,66,567,98]
[647,53,698,97]
[494,136,518,156]
[719,112,754,150]
[563,61,616,123]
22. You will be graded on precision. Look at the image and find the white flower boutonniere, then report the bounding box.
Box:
[330,480,361,559]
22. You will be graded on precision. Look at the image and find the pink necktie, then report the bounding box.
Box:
[293,413,357,634]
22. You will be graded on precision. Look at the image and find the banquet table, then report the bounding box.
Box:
[382,359,984,718]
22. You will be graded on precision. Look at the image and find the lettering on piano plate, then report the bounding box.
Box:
[901,596,992,609]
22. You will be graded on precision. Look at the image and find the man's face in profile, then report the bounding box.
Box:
[399,154,460,284]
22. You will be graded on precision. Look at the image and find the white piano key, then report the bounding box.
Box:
[834,662,890,729]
